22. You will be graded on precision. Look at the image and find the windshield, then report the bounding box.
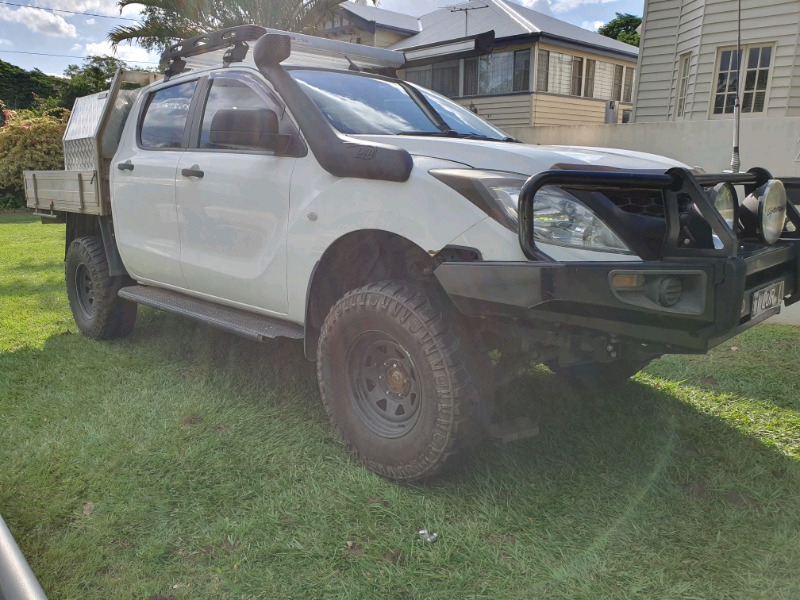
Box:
[290,69,510,141]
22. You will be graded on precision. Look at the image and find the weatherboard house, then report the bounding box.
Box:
[315,0,639,128]
[634,0,800,123]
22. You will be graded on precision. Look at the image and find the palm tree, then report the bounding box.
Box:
[109,0,345,52]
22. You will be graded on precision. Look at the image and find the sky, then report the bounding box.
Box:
[0,0,644,77]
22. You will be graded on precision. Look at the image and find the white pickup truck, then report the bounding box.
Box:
[25,26,800,480]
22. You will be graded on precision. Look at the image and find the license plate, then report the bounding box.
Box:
[751,281,784,319]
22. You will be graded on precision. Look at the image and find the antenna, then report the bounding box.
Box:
[730,0,742,173]
[449,3,489,37]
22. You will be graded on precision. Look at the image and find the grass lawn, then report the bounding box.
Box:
[1,212,799,599]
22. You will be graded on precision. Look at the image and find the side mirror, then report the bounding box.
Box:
[209,108,291,152]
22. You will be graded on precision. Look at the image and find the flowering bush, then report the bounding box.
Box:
[0,102,68,209]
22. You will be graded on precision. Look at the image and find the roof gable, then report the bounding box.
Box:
[338,1,421,34]
[387,0,638,58]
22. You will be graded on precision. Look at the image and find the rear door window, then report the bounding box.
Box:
[140,80,197,149]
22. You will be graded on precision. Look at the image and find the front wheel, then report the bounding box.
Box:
[65,236,137,340]
[317,281,486,481]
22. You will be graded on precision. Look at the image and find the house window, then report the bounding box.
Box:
[406,63,460,97]
[405,66,432,90]
[536,49,549,92]
[464,50,530,96]
[676,53,691,117]
[584,59,595,97]
[622,67,634,102]
[713,45,772,115]
[612,64,624,101]
[571,57,583,96]
[513,50,531,92]
[537,49,581,96]
[432,61,460,98]
[742,46,771,113]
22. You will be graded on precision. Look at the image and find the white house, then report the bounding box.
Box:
[633,0,800,122]
[316,0,640,128]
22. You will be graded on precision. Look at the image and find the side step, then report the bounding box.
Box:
[118,285,304,342]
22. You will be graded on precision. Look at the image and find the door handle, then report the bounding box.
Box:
[117,161,134,171]
[181,167,204,179]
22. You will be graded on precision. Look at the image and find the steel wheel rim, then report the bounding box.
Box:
[345,331,422,438]
[74,263,95,319]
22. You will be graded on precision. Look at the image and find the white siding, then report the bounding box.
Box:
[634,0,800,122]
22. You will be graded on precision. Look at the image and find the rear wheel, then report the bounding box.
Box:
[317,281,486,481]
[65,236,137,340]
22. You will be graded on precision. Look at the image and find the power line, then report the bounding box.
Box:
[0,1,139,22]
[0,48,160,63]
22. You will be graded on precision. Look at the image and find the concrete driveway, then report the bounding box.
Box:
[771,301,800,326]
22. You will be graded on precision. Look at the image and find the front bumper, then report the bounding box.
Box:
[434,240,800,353]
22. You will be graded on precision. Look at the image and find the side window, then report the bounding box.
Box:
[198,78,280,152]
[140,80,197,149]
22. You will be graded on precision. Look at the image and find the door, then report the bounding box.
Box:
[175,71,298,314]
[112,79,199,288]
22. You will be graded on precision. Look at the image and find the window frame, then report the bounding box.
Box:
[675,52,691,119]
[709,43,775,119]
[187,70,305,157]
[137,77,203,152]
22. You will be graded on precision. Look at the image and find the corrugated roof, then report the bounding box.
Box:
[338,1,421,34]
[387,0,638,57]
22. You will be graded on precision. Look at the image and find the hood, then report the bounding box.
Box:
[356,135,690,175]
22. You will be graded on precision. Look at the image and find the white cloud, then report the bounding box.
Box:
[549,0,617,13]
[0,5,77,37]
[0,38,12,46]
[32,1,124,17]
[70,43,83,51]
[85,18,95,25]
[84,40,159,65]
[581,19,605,31]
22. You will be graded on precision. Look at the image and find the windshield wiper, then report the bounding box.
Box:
[397,130,515,142]
[397,129,460,137]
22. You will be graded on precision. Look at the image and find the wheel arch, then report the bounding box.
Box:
[65,213,127,277]
[303,229,480,361]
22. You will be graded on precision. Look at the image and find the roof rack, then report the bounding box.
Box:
[161,25,267,79]
[161,25,407,77]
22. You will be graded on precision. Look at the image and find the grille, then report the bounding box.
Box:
[605,190,666,218]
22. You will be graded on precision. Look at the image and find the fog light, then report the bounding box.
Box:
[611,273,645,290]
[657,277,682,307]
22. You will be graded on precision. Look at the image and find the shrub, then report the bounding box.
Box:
[0,104,68,209]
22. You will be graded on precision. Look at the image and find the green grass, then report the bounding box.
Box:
[1,212,799,599]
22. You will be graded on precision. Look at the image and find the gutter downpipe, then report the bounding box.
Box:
[0,514,47,600]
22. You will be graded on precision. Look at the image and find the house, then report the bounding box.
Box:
[633,0,800,122]
[315,1,639,129]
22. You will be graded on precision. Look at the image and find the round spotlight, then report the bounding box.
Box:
[762,180,788,244]
[708,182,737,230]
[744,180,787,244]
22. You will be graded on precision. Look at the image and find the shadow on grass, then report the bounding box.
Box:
[3,310,799,598]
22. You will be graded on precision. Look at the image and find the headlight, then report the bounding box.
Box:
[429,169,527,232]
[430,169,632,254]
[741,179,787,244]
[532,185,632,254]
[708,182,737,230]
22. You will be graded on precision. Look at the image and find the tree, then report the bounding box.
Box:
[109,0,344,53]
[0,60,62,111]
[58,56,128,110]
[598,13,641,47]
